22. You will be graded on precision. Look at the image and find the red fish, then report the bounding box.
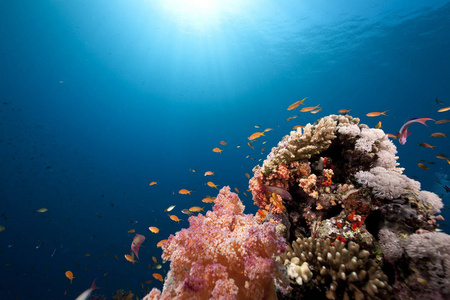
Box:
[397,118,435,145]
[131,234,145,260]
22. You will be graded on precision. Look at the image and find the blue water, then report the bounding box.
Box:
[1,0,449,299]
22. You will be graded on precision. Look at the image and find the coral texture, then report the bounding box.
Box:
[248,114,448,299]
[145,186,289,300]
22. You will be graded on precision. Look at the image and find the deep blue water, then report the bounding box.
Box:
[1,0,449,299]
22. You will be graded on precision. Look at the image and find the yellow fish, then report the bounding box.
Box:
[207,181,219,189]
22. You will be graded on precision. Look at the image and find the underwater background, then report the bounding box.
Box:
[0,0,449,299]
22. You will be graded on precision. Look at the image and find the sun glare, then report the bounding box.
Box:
[158,0,244,31]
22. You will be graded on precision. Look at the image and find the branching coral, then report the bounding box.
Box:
[280,236,392,300]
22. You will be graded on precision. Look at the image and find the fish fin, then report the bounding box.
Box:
[91,278,100,290]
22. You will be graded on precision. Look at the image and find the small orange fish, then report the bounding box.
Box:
[189,206,204,212]
[202,196,215,203]
[127,229,135,234]
[245,173,251,179]
[169,215,181,223]
[337,109,351,114]
[153,273,163,282]
[287,97,307,110]
[417,163,429,170]
[36,208,48,213]
[207,181,219,189]
[292,125,304,130]
[85,253,91,257]
[178,189,192,195]
[300,104,320,112]
[436,154,448,160]
[386,133,397,139]
[435,119,450,124]
[366,111,388,117]
[156,239,167,247]
[437,106,450,112]
[219,141,227,145]
[125,254,137,265]
[114,255,119,260]
[431,132,446,138]
[152,256,157,263]
[257,209,268,219]
[234,187,239,193]
[375,121,382,129]
[204,171,214,176]
[248,132,264,140]
[65,271,74,284]
[145,280,153,284]
[149,226,159,233]
[212,147,222,153]
[247,142,255,149]
[286,115,298,122]
[260,146,266,153]
[310,108,322,114]
[125,293,134,300]
[149,181,157,186]
[263,128,273,132]
[418,142,435,149]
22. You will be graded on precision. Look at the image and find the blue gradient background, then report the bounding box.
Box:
[1,0,449,298]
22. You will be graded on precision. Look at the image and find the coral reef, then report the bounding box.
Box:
[280,236,391,299]
[145,186,289,300]
[249,114,448,299]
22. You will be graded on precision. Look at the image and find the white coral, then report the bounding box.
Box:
[418,190,443,214]
[355,167,420,199]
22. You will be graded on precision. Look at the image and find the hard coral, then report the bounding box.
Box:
[145,187,289,300]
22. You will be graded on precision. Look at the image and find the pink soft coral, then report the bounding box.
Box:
[146,186,288,300]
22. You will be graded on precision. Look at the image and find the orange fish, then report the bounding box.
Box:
[435,119,450,124]
[310,108,322,114]
[65,271,74,284]
[437,106,450,112]
[85,253,91,257]
[156,239,167,247]
[127,229,135,234]
[257,209,268,219]
[366,111,388,117]
[247,142,255,149]
[286,115,298,122]
[204,171,214,176]
[152,256,157,263]
[178,189,192,195]
[337,109,351,114]
[300,104,320,112]
[375,121,382,129]
[287,97,307,110]
[189,206,204,212]
[386,133,397,139]
[234,187,239,193]
[125,293,134,300]
[207,181,219,189]
[153,273,163,282]
[169,215,181,223]
[248,132,264,140]
[149,226,159,233]
[292,125,304,130]
[431,132,446,138]
[418,143,435,149]
[149,181,157,186]
[212,147,222,153]
[417,163,429,170]
[219,141,227,145]
[202,196,215,203]
[131,234,145,260]
[263,128,273,132]
[245,173,251,179]
[124,254,137,265]
[436,154,448,160]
